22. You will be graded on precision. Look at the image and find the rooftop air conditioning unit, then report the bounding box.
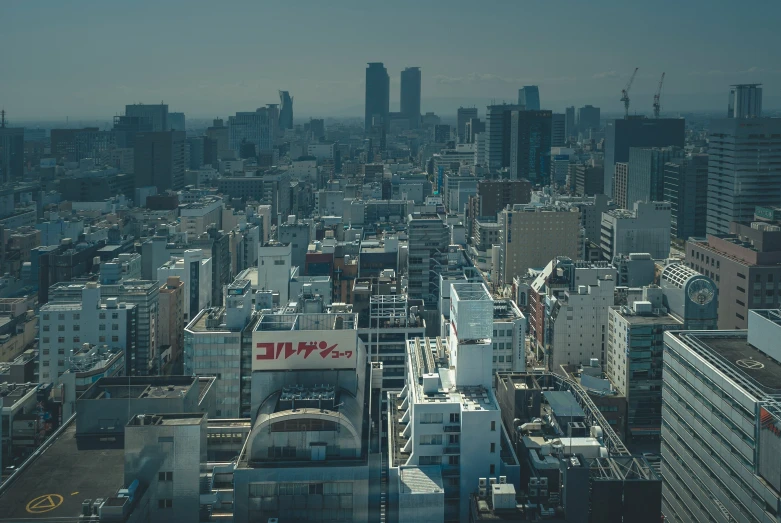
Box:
[499,476,507,484]
[489,478,498,485]
[479,487,487,497]
[478,478,487,487]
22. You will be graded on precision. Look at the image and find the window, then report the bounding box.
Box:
[43,325,50,332]
[73,314,80,320]
[158,471,173,481]
[491,421,496,431]
[449,413,460,424]
[57,325,65,331]
[112,324,119,331]
[756,274,762,283]
[274,260,286,265]
[99,324,106,331]
[420,434,443,445]
[419,456,441,465]
[112,312,119,319]
[99,336,106,343]
[490,464,496,475]
[737,272,746,279]
[158,499,173,509]
[73,325,80,331]
[58,337,65,343]
[58,348,65,355]
[43,314,50,320]
[769,274,774,283]
[99,313,106,320]
[58,314,65,320]
[490,443,496,453]
[112,336,119,342]
[420,413,443,424]
[448,455,460,465]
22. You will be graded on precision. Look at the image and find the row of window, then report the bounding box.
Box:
[42,312,121,320]
[42,323,120,332]
[41,336,120,344]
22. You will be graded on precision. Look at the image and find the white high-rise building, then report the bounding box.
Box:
[389,283,520,522]
[257,241,292,306]
[157,249,212,322]
[38,283,136,383]
[491,299,527,372]
[728,83,762,119]
[705,116,781,235]
[600,201,671,260]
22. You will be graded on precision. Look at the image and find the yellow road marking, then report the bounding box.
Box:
[26,494,63,514]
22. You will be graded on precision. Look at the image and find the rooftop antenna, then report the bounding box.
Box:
[0,110,5,128]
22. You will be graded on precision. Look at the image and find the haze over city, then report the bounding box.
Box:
[3,0,781,120]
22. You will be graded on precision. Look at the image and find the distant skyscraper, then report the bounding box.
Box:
[134,131,186,192]
[664,154,708,240]
[279,91,294,130]
[518,86,540,110]
[113,115,153,149]
[509,110,552,185]
[365,62,390,132]
[626,146,684,205]
[228,107,276,156]
[577,105,601,133]
[0,112,24,183]
[551,113,566,147]
[603,117,685,198]
[457,107,478,143]
[434,124,451,144]
[728,83,762,118]
[400,67,421,129]
[565,106,576,138]
[125,103,169,132]
[485,104,521,170]
[706,116,781,234]
[168,112,185,131]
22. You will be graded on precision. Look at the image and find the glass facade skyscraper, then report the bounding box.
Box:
[365,62,389,132]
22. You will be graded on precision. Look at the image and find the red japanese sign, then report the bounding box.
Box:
[251,331,357,370]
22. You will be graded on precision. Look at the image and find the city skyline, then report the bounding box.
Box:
[3,0,781,119]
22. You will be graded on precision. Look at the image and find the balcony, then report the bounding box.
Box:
[443,425,460,433]
[443,444,460,454]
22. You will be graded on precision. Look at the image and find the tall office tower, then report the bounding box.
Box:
[457,107,478,143]
[0,112,24,183]
[434,124,451,144]
[499,204,581,284]
[50,127,113,163]
[603,116,685,198]
[112,115,153,149]
[573,160,605,196]
[565,106,576,138]
[365,62,390,132]
[613,163,629,209]
[400,66,421,129]
[706,117,781,235]
[663,154,708,240]
[186,136,205,170]
[728,83,762,118]
[662,311,781,523]
[551,113,566,146]
[206,118,231,162]
[168,112,185,131]
[125,103,169,131]
[407,212,450,301]
[626,146,684,205]
[607,300,682,439]
[577,104,601,133]
[509,110,553,185]
[485,104,522,170]
[228,108,275,157]
[134,131,186,192]
[278,90,294,130]
[464,117,484,144]
[517,85,540,110]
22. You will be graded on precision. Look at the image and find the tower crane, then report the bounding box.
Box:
[653,72,665,118]
[620,67,639,118]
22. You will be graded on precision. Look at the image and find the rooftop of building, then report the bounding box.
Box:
[399,466,444,495]
[0,382,38,408]
[670,331,781,393]
[612,306,683,326]
[127,412,205,427]
[0,422,125,521]
[79,375,202,401]
[493,299,524,321]
[254,311,357,332]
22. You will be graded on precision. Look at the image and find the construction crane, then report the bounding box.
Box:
[620,67,639,118]
[653,72,665,118]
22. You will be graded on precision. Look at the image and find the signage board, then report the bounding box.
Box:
[252,330,357,371]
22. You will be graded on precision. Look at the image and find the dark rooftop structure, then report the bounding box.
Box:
[0,422,124,521]
[671,331,781,392]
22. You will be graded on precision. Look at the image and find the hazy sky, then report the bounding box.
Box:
[3,0,780,121]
